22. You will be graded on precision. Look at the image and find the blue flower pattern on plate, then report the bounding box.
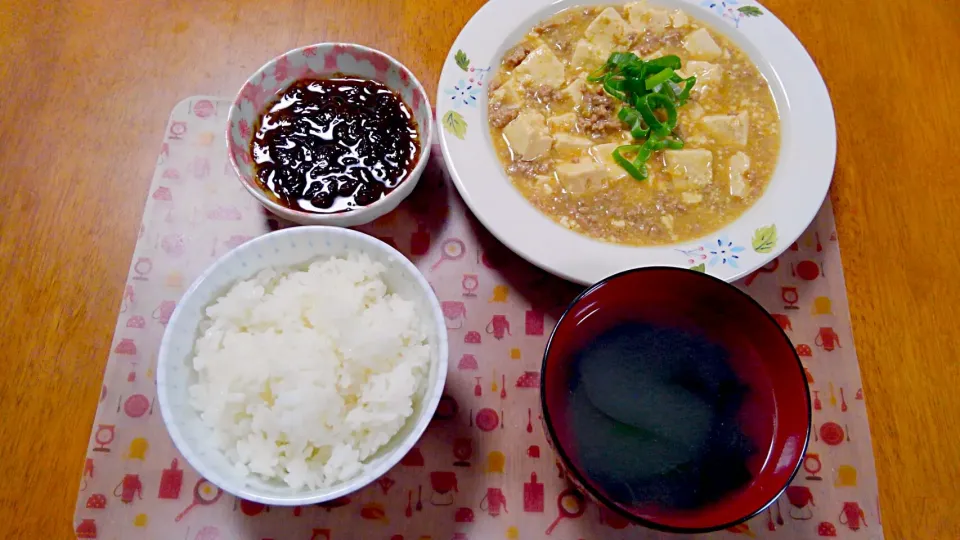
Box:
[701,0,749,27]
[444,79,480,109]
[702,0,739,14]
[708,236,746,268]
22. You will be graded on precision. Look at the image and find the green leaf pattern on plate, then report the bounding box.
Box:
[738,6,764,17]
[752,224,778,253]
[455,50,470,71]
[442,110,468,140]
[690,263,706,273]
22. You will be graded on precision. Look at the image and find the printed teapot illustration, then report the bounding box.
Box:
[486,315,511,340]
[815,327,841,351]
[113,474,143,504]
[480,487,508,517]
[839,501,867,531]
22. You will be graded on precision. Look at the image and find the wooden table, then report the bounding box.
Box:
[1,1,958,538]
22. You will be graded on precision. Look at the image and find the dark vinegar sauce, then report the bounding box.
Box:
[251,76,421,213]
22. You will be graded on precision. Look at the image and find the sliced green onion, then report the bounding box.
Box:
[583,51,697,180]
[636,93,677,137]
[621,60,646,79]
[587,66,608,83]
[603,77,627,101]
[646,134,685,151]
[662,137,685,150]
[677,76,696,105]
[612,145,649,180]
[607,52,636,66]
[664,80,683,98]
[646,55,682,71]
[618,107,650,138]
[645,68,676,90]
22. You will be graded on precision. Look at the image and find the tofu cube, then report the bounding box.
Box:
[646,9,672,33]
[556,162,607,194]
[589,143,628,180]
[683,28,722,60]
[571,39,609,72]
[671,10,689,28]
[624,0,650,22]
[553,133,594,152]
[660,214,675,231]
[625,2,669,34]
[547,113,578,131]
[664,148,714,186]
[681,191,703,204]
[679,61,722,86]
[682,101,705,122]
[563,74,589,105]
[728,151,751,197]
[584,7,630,50]
[490,77,522,106]
[514,45,566,88]
[701,111,749,146]
[503,111,553,160]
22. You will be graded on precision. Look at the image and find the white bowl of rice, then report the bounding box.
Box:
[156,226,448,505]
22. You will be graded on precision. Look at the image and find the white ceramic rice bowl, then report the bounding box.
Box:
[156,226,448,505]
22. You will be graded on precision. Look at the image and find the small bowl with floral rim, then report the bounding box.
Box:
[227,43,434,227]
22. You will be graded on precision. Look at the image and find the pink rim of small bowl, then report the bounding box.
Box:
[226,43,435,227]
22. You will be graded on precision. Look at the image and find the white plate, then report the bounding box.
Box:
[437,0,835,284]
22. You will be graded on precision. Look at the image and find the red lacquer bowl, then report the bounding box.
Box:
[540,267,810,534]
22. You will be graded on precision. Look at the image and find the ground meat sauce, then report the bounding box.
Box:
[488,105,520,128]
[502,45,532,68]
[251,76,420,213]
[532,85,563,103]
[488,4,781,246]
[579,88,620,135]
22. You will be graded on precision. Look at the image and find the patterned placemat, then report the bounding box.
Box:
[73,97,882,540]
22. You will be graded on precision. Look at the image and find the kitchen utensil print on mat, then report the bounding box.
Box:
[92,424,115,452]
[432,238,466,270]
[744,258,779,286]
[442,300,467,329]
[545,488,586,534]
[767,498,785,530]
[786,485,815,520]
[523,472,544,512]
[430,472,458,506]
[804,453,823,481]
[486,314,511,339]
[175,479,223,522]
[480,487,508,517]
[113,474,143,504]
[839,501,867,531]
[462,273,479,296]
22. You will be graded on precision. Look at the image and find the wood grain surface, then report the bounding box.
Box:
[1,1,958,538]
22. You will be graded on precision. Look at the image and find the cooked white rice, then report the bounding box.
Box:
[187,253,430,490]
